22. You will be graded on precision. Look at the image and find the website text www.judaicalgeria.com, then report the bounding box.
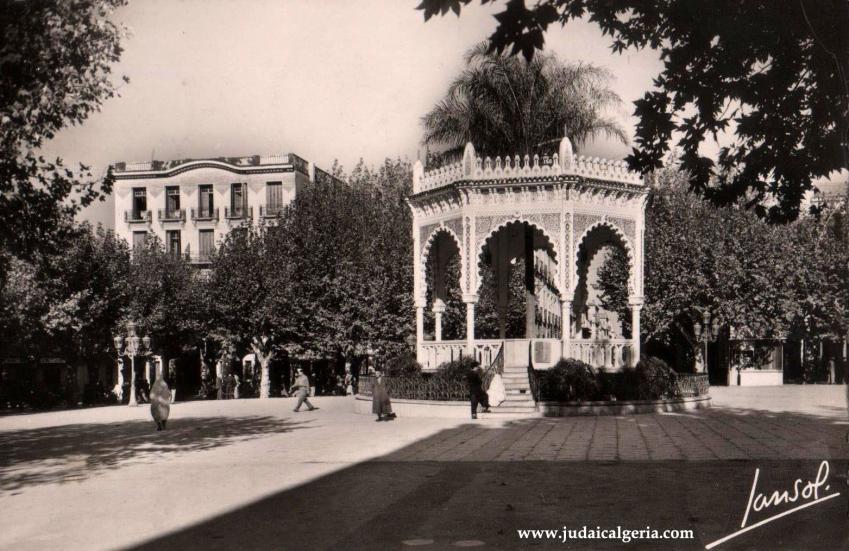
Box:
[517,526,695,544]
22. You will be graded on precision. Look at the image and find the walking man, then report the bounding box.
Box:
[291,367,317,412]
[466,366,491,419]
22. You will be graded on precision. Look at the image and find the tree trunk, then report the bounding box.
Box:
[251,340,272,399]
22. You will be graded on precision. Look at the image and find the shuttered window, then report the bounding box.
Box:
[231,183,245,214]
[166,230,181,256]
[266,182,282,213]
[132,231,147,251]
[166,187,180,215]
[199,229,214,261]
[199,185,214,217]
[132,188,147,218]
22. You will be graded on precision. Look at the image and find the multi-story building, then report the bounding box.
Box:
[112,153,334,263]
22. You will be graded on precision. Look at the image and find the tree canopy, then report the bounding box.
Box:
[0,0,128,259]
[423,42,625,157]
[595,165,849,370]
[419,0,849,221]
[204,159,415,397]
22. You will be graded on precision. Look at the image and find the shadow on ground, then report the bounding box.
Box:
[0,415,305,493]
[129,407,849,551]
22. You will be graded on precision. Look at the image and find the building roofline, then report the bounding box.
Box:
[111,154,311,180]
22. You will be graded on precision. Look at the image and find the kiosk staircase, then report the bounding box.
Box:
[481,342,538,416]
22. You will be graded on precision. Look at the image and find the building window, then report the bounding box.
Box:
[266,181,283,215]
[132,231,147,251]
[166,230,181,256]
[132,188,147,219]
[231,183,245,215]
[199,185,214,217]
[166,186,180,216]
[198,229,214,262]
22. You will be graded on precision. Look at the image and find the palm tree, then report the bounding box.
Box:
[422,42,627,158]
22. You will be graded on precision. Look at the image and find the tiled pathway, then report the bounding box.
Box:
[379,406,849,462]
[1,386,847,550]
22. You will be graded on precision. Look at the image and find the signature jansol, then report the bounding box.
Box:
[705,460,841,549]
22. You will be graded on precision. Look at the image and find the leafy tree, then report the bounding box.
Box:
[424,252,465,340]
[0,0,128,260]
[206,225,284,399]
[423,42,625,157]
[475,257,529,338]
[0,257,52,367]
[44,224,131,372]
[277,159,415,361]
[790,202,849,341]
[124,236,203,372]
[593,245,630,337]
[0,224,131,382]
[596,164,848,370]
[419,0,849,221]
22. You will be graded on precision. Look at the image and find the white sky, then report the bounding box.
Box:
[48,0,668,227]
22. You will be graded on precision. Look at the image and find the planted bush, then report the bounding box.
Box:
[434,356,480,381]
[596,367,639,401]
[635,356,680,400]
[384,353,423,378]
[539,358,598,401]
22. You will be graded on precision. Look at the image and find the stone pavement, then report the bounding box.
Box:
[0,386,847,550]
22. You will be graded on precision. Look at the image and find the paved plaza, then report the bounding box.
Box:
[1,386,848,550]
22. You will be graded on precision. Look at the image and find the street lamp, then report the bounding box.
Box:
[113,322,153,407]
[693,311,720,373]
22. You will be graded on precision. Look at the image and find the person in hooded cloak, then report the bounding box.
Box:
[150,362,171,431]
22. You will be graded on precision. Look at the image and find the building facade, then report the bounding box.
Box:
[112,153,333,262]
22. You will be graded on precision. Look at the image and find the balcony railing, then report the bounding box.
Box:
[189,252,213,265]
[158,208,185,222]
[190,207,219,222]
[124,210,151,223]
[225,206,253,220]
[260,204,287,218]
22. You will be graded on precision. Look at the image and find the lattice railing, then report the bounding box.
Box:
[357,375,469,401]
[481,345,504,391]
[676,374,710,397]
[415,151,642,193]
[570,339,633,369]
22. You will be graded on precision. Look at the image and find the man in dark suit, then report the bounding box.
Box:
[466,367,491,419]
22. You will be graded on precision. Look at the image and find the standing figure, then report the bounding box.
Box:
[233,374,240,399]
[150,367,171,431]
[344,368,353,395]
[487,371,506,407]
[466,367,491,419]
[113,358,124,403]
[290,368,317,412]
[371,370,396,421]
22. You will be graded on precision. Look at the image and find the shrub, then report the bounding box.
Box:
[383,353,423,378]
[539,358,598,401]
[612,367,640,401]
[636,356,680,400]
[434,356,480,381]
[596,367,640,401]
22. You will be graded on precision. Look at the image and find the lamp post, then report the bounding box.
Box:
[113,322,152,407]
[693,311,720,374]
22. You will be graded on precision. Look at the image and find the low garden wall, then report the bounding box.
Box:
[354,369,711,418]
[539,395,711,416]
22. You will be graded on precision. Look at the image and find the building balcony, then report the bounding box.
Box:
[124,210,152,223]
[189,252,213,265]
[225,206,253,220]
[260,204,287,218]
[158,208,185,222]
[190,208,219,222]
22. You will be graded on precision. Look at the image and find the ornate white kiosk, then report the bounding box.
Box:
[410,132,647,373]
